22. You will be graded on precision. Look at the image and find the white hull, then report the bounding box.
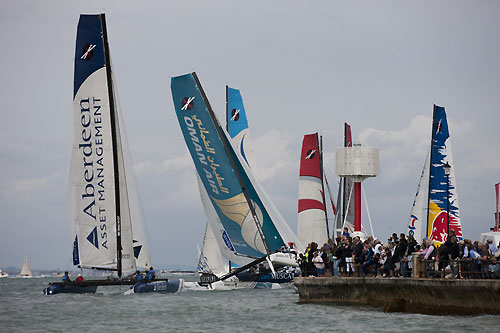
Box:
[183,280,257,291]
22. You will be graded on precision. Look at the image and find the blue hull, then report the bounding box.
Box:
[44,284,97,295]
[132,279,183,294]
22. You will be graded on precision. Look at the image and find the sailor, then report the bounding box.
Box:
[135,270,143,282]
[148,267,156,281]
[62,271,71,282]
[76,274,84,282]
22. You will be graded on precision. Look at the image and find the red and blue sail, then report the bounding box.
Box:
[427,105,462,243]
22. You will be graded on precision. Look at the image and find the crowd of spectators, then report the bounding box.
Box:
[297,228,500,279]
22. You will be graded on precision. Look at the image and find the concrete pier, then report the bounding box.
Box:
[294,277,500,315]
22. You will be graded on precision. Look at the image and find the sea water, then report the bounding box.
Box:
[1,275,497,332]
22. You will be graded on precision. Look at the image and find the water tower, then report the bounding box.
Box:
[336,144,379,239]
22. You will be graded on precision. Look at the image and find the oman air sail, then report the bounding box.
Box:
[297,133,329,246]
[171,73,301,269]
[195,86,259,268]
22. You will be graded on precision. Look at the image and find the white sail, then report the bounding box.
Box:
[197,222,225,275]
[19,257,33,277]
[70,14,147,276]
[407,148,430,243]
[118,100,152,270]
[111,73,136,276]
[71,67,119,270]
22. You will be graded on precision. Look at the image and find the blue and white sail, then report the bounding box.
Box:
[226,87,257,171]
[172,73,301,262]
[69,14,149,276]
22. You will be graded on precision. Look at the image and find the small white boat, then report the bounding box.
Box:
[0,268,8,278]
[17,257,33,278]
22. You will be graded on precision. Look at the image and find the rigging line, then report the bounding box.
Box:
[342,182,353,228]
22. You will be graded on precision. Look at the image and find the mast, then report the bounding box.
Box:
[319,134,329,236]
[195,73,271,255]
[101,13,123,278]
[341,123,348,230]
[225,85,229,132]
[425,105,436,239]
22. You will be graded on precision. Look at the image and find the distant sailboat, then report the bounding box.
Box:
[407,105,462,244]
[171,73,301,285]
[17,257,33,278]
[44,14,181,295]
[0,268,8,278]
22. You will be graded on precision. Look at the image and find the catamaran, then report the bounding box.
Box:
[187,86,298,290]
[407,105,463,244]
[44,14,182,295]
[171,73,301,286]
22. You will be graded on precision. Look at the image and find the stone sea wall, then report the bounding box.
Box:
[294,277,500,315]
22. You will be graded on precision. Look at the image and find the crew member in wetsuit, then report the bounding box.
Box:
[62,271,71,282]
[135,270,143,282]
[148,267,156,281]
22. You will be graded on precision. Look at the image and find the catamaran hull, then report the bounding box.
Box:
[130,279,184,294]
[43,284,97,295]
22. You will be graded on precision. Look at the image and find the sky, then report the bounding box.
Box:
[1,0,499,270]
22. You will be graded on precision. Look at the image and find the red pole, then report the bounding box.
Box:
[354,182,361,232]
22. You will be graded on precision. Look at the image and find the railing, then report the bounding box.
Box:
[411,257,500,279]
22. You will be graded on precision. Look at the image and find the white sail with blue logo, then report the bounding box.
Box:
[172,73,302,264]
[69,14,150,277]
[197,222,225,274]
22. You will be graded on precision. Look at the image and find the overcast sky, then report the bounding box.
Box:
[1,1,499,270]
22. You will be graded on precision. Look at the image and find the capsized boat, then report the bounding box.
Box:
[171,73,301,284]
[17,257,33,278]
[188,86,297,289]
[407,105,463,244]
[44,13,181,295]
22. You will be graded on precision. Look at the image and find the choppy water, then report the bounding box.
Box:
[1,275,498,332]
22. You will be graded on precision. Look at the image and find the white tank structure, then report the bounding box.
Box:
[336,144,379,240]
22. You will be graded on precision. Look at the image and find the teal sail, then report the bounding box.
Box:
[226,87,256,169]
[171,73,296,258]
